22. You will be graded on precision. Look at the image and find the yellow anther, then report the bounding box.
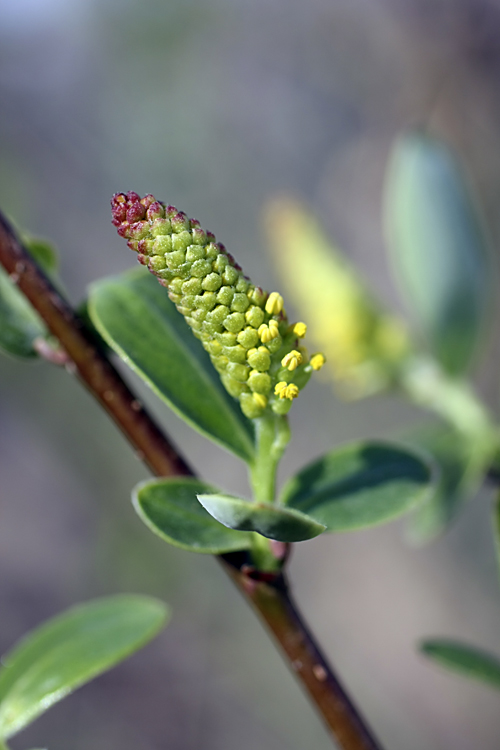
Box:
[275,381,287,397]
[310,353,326,371]
[253,393,267,408]
[281,349,303,371]
[265,292,284,315]
[293,322,307,338]
[258,319,280,343]
[274,381,299,400]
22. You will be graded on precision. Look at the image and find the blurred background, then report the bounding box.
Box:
[2,0,500,748]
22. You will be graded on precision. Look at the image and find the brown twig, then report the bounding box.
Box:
[0,212,192,478]
[0,211,383,750]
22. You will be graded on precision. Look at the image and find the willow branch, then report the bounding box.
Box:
[0,213,192,478]
[0,212,383,750]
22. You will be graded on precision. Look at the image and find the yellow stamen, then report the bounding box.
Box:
[258,320,280,343]
[281,349,303,371]
[253,393,267,408]
[274,381,287,397]
[274,381,299,400]
[310,353,326,371]
[293,322,307,338]
[265,292,284,315]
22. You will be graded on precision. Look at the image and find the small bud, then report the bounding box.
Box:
[247,346,271,372]
[127,202,146,223]
[253,393,268,409]
[147,202,166,221]
[248,370,271,394]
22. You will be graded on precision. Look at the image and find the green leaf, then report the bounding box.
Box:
[197,493,326,542]
[384,132,491,375]
[0,595,169,739]
[88,269,255,462]
[420,639,500,689]
[403,423,479,543]
[133,478,252,553]
[280,441,433,532]
[0,235,58,359]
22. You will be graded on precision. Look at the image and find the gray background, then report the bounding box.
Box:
[1,1,500,748]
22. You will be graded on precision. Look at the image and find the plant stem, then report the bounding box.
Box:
[0,213,192,479]
[0,212,384,750]
[221,562,383,750]
[249,414,291,570]
[251,414,291,503]
[400,355,497,451]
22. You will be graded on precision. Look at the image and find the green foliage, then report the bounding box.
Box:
[88,269,255,462]
[420,639,500,689]
[197,493,326,542]
[0,596,169,740]
[384,132,491,375]
[0,236,57,359]
[133,478,252,553]
[280,441,433,531]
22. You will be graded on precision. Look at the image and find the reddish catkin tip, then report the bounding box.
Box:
[141,193,156,209]
[117,223,130,238]
[126,202,146,223]
[146,202,165,221]
[126,190,141,203]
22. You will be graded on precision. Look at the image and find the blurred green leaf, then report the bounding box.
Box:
[384,132,491,375]
[133,478,252,553]
[0,236,57,359]
[403,423,477,543]
[420,639,500,689]
[88,269,255,462]
[197,493,326,542]
[280,441,433,531]
[0,595,169,739]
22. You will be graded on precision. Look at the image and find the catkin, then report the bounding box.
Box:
[111,192,324,418]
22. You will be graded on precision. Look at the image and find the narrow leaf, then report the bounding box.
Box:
[133,478,252,554]
[420,639,500,689]
[88,270,255,462]
[197,493,326,542]
[384,132,491,374]
[0,595,169,739]
[280,441,433,531]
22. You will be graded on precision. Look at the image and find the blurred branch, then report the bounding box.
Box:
[0,210,383,750]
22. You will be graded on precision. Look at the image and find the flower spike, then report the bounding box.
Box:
[111,192,324,418]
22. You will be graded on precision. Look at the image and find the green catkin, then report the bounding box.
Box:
[111,192,324,419]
